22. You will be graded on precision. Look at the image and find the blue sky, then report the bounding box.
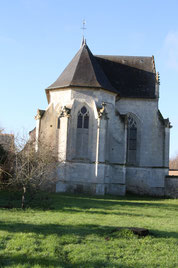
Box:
[0,0,178,157]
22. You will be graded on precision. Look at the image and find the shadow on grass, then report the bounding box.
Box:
[0,221,110,237]
[0,254,132,268]
[50,193,178,212]
[0,191,178,217]
[0,223,178,267]
[59,207,147,218]
[0,192,178,267]
[0,213,178,267]
[0,255,63,268]
[0,220,178,239]
[1,192,178,220]
[57,207,177,219]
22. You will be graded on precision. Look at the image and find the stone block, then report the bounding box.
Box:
[106,183,126,196]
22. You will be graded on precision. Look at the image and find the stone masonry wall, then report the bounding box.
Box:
[165,176,178,198]
[116,98,166,167]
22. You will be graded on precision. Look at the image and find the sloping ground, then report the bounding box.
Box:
[0,191,178,267]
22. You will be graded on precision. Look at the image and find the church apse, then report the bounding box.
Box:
[33,40,171,196]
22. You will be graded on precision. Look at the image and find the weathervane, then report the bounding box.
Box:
[81,19,86,37]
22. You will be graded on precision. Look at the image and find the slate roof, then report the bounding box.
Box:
[47,44,117,93]
[47,43,157,99]
[96,55,156,98]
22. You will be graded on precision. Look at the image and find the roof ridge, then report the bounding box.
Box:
[95,55,152,58]
[85,46,117,92]
[72,44,101,87]
[71,44,88,86]
[87,47,103,87]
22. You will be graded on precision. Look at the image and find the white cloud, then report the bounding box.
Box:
[163,31,178,71]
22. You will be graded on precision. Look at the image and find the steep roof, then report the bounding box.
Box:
[47,43,117,93]
[95,55,156,98]
[47,43,157,99]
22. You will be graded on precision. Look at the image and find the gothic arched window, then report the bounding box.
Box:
[77,106,89,129]
[127,115,137,165]
[76,106,89,159]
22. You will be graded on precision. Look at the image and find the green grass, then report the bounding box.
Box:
[0,191,178,267]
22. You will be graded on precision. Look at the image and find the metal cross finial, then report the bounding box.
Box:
[81,19,86,37]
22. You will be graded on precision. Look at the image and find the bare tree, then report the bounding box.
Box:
[1,136,58,209]
[0,128,13,185]
[0,144,8,183]
[170,154,178,170]
[0,127,4,134]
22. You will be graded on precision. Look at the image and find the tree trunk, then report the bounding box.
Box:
[21,186,26,209]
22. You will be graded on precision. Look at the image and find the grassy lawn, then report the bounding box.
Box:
[0,191,178,267]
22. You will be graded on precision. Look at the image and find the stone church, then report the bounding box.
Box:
[33,39,171,196]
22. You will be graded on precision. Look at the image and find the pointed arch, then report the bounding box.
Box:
[127,114,138,165]
[76,106,90,159]
[77,106,89,129]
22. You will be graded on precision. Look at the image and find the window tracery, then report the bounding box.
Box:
[127,115,137,165]
[77,106,89,129]
[76,106,89,159]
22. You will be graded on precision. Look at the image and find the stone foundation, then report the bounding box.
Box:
[55,162,174,197]
[126,166,168,196]
[56,161,126,195]
[165,176,178,198]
